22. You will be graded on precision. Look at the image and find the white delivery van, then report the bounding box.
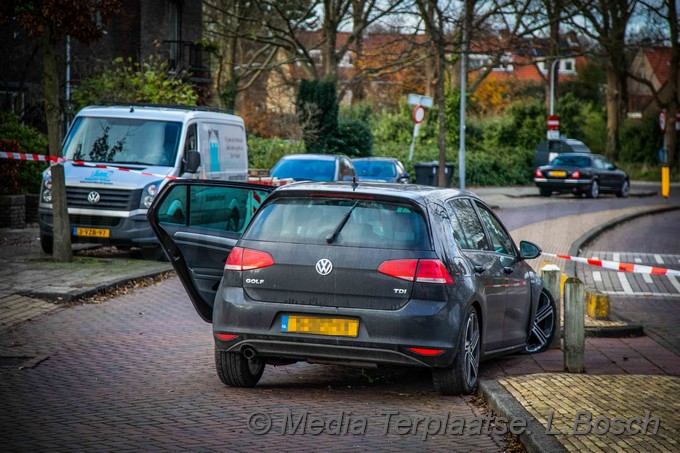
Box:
[38,105,249,259]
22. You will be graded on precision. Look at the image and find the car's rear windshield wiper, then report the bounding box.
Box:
[326,201,359,244]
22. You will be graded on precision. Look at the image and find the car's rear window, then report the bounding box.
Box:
[354,161,397,178]
[270,159,335,181]
[550,155,591,167]
[245,197,430,250]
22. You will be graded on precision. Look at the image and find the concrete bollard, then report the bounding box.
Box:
[564,277,585,373]
[541,264,562,350]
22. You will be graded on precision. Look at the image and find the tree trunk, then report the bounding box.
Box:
[604,63,621,160]
[351,0,366,104]
[41,28,72,262]
[667,0,679,173]
[322,0,340,80]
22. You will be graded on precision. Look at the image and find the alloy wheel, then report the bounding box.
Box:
[464,311,480,388]
[525,290,556,353]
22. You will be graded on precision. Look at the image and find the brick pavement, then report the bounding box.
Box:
[0,278,508,452]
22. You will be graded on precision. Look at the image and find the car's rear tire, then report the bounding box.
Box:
[586,179,599,198]
[616,180,630,198]
[524,288,557,353]
[40,233,53,254]
[432,305,480,395]
[215,349,264,387]
[539,188,551,197]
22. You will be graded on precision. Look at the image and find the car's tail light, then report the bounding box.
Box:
[225,246,274,271]
[535,169,544,178]
[215,333,238,341]
[408,347,445,356]
[571,170,581,179]
[378,259,453,284]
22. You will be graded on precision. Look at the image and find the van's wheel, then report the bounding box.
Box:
[586,179,599,198]
[215,349,264,387]
[40,233,53,254]
[432,305,480,395]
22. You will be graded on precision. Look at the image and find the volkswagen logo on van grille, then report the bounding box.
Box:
[87,191,101,204]
[315,258,333,276]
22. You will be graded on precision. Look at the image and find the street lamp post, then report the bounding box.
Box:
[549,58,560,116]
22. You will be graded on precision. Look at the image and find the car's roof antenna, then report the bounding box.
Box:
[352,176,358,191]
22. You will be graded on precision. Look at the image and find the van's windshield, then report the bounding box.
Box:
[63,117,182,166]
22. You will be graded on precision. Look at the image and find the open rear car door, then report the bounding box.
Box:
[147,180,273,322]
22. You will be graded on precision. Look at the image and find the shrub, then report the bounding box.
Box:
[328,119,374,157]
[248,137,304,170]
[0,112,48,195]
[619,116,662,166]
[296,79,339,153]
[72,54,198,111]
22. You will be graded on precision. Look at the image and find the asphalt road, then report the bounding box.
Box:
[579,209,680,356]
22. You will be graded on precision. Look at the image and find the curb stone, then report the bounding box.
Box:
[478,380,567,453]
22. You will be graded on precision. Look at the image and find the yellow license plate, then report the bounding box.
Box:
[281,315,359,337]
[74,227,110,238]
[550,171,567,177]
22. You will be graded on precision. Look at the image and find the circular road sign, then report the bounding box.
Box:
[547,114,559,131]
[659,109,667,132]
[413,105,426,124]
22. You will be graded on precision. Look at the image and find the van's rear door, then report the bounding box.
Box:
[148,180,272,322]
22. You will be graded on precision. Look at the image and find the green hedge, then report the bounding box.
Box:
[0,112,48,195]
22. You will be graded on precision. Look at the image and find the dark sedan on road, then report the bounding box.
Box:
[534,152,630,198]
[148,180,556,395]
[352,157,410,183]
[270,153,356,182]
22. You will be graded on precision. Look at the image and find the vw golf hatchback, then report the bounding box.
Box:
[148,180,556,395]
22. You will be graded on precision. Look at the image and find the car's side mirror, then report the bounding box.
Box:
[400,172,410,183]
[184,150,201,173]
[607,163,616,170]
[519,240,542,260]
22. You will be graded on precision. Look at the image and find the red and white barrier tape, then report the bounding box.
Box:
[2,150,293,186]
[1,150,178,180]
[543,252,680,277]
[0,151,65,165]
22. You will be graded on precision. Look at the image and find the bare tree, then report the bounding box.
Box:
[1,0,121,263]
[628,0,678,171]
[566,0,639,160]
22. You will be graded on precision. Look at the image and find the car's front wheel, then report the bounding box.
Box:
[616,180,630,198]
[432,305,480,395]
[586,179,599,198]
[525,289,557,353]
[215,349,265,387]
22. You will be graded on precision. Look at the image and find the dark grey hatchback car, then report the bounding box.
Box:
[148,180,556,395]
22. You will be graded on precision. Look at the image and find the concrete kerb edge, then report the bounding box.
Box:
[565,204,680,336]
[477,380,567,453]
[20,268,174,303]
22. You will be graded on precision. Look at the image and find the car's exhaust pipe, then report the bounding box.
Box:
[242,346,257,360]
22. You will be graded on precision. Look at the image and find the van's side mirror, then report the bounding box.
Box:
[184,150,201,173]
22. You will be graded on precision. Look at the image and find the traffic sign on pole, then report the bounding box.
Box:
[413,105,426,124]
[659,109,667,132]
[547,114,560,131]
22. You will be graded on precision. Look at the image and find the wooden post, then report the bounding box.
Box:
[541,264,562,350]
[564,277,585,372]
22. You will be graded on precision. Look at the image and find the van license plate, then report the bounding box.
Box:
[281,315,359,337]
[74,227,110,238]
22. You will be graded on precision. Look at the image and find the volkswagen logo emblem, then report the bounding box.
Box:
[87,191,101,204]
[315,258,333,276]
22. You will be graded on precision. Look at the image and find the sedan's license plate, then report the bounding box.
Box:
[549,170,567,177]
[74,227,110,238]
[281,315,359,337]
